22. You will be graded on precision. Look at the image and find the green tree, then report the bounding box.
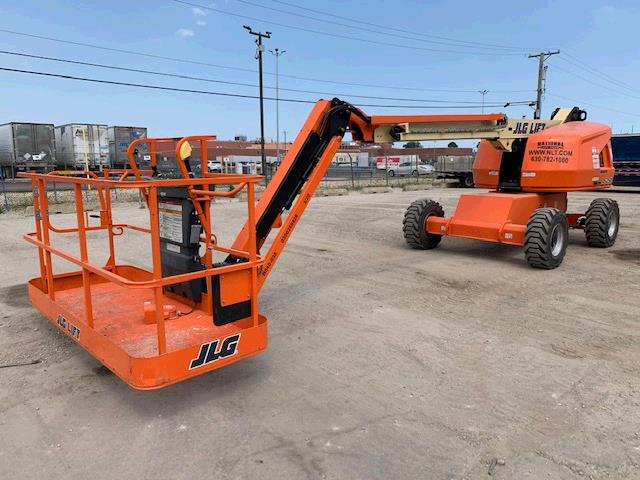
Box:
[403,141,422,148]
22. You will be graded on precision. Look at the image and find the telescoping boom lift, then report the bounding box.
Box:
[21,98,617,389]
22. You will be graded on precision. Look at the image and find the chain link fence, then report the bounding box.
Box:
[0,177,145,213]
[0,165,438,214]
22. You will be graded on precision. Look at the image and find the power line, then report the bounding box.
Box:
[563,53,638,93]
[171,0,526,56]
[0,66,310,102]
[270,0,539,52]
[0,28,535,94]
[550,53,640,102]
[231,0,527,52]
[0,49,532,104]
[0,66,524,109]
[0,28,256,72]
[557,55,640,97]
[549,62,640,101]
[546,93,640,118]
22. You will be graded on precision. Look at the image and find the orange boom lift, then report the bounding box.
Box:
[21,98,617,389]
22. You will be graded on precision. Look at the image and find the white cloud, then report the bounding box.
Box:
[196,19,207,26]
[176,28,195,37]
[191,6,208,16]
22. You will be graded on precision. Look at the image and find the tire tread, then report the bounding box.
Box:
[524,207,568,269]
[403,199,444,250]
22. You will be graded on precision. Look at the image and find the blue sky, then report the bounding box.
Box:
[1,0,639,144]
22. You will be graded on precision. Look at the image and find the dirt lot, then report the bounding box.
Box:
[1,187,639,480]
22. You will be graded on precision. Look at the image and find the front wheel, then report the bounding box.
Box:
[585,198,619,247]
[388,170,395,177]
[462,174,474,188]
[524,208,569,269]
[403,199,444,250]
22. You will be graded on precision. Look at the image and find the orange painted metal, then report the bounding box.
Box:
[231,99,334,254]
[28,273,267,390]
[19,158,266,389]
[438,121,615,249]
[520,122,614,191]
[474,122,614,191]
[18,99,617,389]
[427,192,568,246]
[472,140,502,189]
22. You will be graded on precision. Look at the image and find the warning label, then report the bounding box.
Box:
[159,202,183,243]
[591,146,600,169]
[528,141,573,164]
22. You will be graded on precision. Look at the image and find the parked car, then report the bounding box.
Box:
[387,161,433,177]
[207,161,222,172]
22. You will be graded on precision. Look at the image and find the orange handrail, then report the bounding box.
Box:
[19,159,262,356]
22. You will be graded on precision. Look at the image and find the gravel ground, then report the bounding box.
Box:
[0,187,639,480]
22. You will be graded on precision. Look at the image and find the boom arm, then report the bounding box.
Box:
[230,98,586,287]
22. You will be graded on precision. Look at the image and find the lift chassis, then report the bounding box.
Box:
[21,98,617,388]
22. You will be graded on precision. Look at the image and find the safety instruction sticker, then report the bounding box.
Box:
[592,146,600,169]
[159,202,183,243]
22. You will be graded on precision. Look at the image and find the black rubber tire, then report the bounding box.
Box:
[462,174,474,188]
[403,199,444,250]
[524,208,569,269]
[388,170,395,177]
[411,170,417,176]
[584,198,619,248]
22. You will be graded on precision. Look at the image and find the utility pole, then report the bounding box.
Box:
[478,89,488,114]
[282,130,287,163]
[244,25,271,181]
[269,48,286,167]
[529,50,560,119]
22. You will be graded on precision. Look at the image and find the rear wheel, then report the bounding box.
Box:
[462,174,474,188]
[524,208,569,269]
[403,199,444,250]
[585,198,619,247]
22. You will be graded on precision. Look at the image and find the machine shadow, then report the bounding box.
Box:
[429,230,593,268]
[106,354,273,417]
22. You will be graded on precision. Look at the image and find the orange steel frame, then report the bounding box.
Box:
[425,192,571,246]
[20,101,356,389]
[231,100,347,287]
[20,98,615,389]
[21,136,267,389]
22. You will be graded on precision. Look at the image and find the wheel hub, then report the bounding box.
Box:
[550,224,565,257]
[607,210,618,237]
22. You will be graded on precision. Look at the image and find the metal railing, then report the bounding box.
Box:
[19,165,262,355]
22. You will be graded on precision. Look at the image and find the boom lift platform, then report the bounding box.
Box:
[21,98,618,389]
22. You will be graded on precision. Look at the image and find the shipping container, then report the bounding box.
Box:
[611,134,640,187]
[55,124,109,170]
[107,126,148,168]
[0,122,56,178]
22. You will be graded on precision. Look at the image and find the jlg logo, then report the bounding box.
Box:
[514,121,546,135]
[189,334,241,369]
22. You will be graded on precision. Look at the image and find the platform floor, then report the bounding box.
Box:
[55,282,237,358]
